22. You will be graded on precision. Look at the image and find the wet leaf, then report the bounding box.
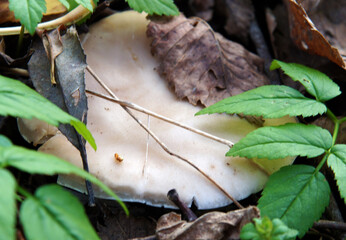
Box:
[156,206,260,240]
[285,0,346,69]
[28,26,89,150]
[147,14,269,107]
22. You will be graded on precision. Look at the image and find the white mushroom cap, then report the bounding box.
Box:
[25,11,296,209]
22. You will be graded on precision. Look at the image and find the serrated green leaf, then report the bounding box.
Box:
[328,144,346,204]
[58,0,79,11]
[74,0,94,12]
[0,169,16,240]
[227,123,332,159]
[258,165,330,238]
[240,217,298,240]
[196,85,326,118]
[0,144,128,215]
[20,185,99,240]
[9,0,46,35]
[0,75,96,150]
[0,135,12,147]
[270,60,341,102]
[126,0,179,16]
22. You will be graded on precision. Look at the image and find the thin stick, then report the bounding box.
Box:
[313,220,346,231]
[85,90,234,147]
[86,65,244,209]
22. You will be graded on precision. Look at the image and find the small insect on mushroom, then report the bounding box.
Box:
[114,153,124,163]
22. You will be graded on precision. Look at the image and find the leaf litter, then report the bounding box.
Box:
[147,13,270,107]
[27,26,95,204]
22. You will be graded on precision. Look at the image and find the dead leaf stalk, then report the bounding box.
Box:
[85,89,234,148]
[86,65,243,209]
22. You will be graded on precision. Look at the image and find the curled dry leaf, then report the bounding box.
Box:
[147,14,269,107]
[285,0,346,70]
[156,206,260,240]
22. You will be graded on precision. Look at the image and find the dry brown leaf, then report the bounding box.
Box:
[147,14,269,107]
[285,0,346,69]
[156,206,260,240]
[42,27,64,84]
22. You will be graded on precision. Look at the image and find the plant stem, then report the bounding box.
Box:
[15,25,25,58]
[339,116,346,124]
[315,153,329,173]
[326,108,338,123]
[331,121,340,146]
[17,185,33,199]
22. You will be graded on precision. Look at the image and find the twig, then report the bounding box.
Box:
[0,5,92,36]
[313,220,346,231]
[86,65,244,209]
[85,89,234,148]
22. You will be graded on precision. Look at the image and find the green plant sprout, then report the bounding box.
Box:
[240,216,298,240]
[196,60,346,238]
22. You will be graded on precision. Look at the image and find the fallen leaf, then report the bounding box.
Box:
[156,206,260,240]
[285,0,346,69]
[28,26,88,149]
[147,14,269,107]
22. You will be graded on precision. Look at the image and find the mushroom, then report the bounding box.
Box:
[20,11,296,209]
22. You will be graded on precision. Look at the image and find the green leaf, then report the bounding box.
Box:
[240,216,298,240]
[0,144,128,215]
[0,135,12,147]
[0,74,96,150]
[270,60,341,102]
[126,0,179,16]
[0,169,16,240]
[227,123,332,159]
[74,0,94,12]
[9,0,46,35]
[258,165,330,238]
[58,0,79,11]
[328,144,346,204]
[196,85,326,118]
[20,185,99,240]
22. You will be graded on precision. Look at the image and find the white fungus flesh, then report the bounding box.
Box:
[28,11,296,209]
